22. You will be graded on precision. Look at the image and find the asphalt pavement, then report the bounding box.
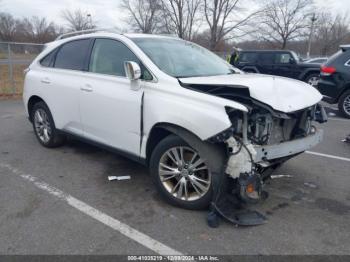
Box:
[0,99,349,256]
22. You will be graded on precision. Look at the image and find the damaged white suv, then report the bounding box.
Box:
[23,31,326,210]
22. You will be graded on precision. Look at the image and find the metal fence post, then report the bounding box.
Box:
[7,43,15,95]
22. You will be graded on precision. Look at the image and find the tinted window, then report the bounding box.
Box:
[89,39,140,77]
[40,50,56,67]
[54,39,91,70]
[259,53,275,64]
[238,53,257,63]
[275,53,292,64]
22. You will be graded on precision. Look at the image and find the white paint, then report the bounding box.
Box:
[305,151,350,163]
[0,163,183,256]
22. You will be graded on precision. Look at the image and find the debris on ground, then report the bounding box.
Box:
[304,182,318,189]
[108,175,131,181]
[270,174,293,179]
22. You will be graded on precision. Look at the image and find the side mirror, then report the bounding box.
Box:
[124,61,141,81]
[289,58,296,64]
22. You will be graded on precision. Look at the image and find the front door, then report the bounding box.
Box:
[80,38,144,155]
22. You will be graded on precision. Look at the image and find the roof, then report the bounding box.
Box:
[340,45,350,51]
[239,50,294,53]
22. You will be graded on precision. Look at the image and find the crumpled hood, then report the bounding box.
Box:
[179,73,323,113]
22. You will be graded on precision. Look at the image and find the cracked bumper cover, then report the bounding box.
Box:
[253,129,323,163]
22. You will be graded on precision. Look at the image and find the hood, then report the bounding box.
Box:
[179,73,322,113]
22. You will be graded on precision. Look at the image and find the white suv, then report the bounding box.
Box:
[23,30,326,209]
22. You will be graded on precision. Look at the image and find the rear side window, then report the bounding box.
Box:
[238,53,257,63]
[258,53,275,64]
[54,39,91,70]
[89,38,140,77]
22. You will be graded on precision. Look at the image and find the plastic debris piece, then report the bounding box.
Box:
[270,174,293,179]
[304,182,317,189]
[108,175,131,181]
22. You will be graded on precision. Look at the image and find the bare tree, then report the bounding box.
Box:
[0,12,18,41]
[18,16,63,43]
[203,0,259,51]
[121,0,161,33]
[257,0,313,49]
[61,9,96,31]
[160,0,201,40]
[314,13,350,56]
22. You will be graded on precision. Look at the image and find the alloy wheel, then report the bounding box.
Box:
[308,76,319,87]
[343,94,350,116]
[158,146,211,201]
[34,108,52,143]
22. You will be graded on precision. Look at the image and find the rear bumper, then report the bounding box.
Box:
[254,129,323,163]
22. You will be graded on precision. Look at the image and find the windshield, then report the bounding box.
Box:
[131,37,234,78]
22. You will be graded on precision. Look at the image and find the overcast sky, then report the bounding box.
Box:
[1,0,349,29]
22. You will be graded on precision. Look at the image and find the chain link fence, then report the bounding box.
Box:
[0,42,45,97]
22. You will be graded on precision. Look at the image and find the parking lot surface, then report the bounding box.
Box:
[0,99,349,255]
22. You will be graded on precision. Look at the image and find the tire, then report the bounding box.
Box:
[305,73,320,87]
[338,90,350,119]
[149,135,220,210]
[31,101,66,148]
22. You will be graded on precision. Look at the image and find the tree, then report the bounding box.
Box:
[0,12,18,41]
[257,0,313,49]
[17,16,63,43]
[121,0,161,33]
[203,0,259,51]
[160,0,201,40]
[61,9,96,31]
[314,13,350,56]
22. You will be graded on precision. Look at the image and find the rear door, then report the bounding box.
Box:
[257,53,275,75]
[39,38,92,136]
[79,38,145,155]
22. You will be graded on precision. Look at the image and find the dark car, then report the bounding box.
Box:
[233,50,321,87]
[318,45,350,118]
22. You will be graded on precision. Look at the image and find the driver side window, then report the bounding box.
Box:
[89,38,152,80]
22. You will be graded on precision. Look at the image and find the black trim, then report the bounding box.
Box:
[140,91,145,153]
[58,130,146,166]
[84,38,96,72]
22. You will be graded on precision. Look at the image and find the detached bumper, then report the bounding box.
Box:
[254,129,323,162]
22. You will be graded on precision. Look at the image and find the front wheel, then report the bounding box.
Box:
[305,73,320,87]
[338,90,350,119]
[149,135,213,210]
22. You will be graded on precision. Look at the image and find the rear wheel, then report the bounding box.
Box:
[150,135,214,210]
[338,90,350,119]
[31,102,66,147]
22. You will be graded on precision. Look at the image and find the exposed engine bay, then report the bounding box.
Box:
[181,82,326,223]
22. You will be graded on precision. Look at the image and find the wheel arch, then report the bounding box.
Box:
[145,122,226,173]
[27,95,46,122]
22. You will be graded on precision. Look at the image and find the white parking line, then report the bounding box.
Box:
[305,151,350,162]
[0,163,183,256]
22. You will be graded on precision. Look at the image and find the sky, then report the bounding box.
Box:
[1,0,349,29]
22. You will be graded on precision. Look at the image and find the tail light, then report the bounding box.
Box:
[321,66,336,76]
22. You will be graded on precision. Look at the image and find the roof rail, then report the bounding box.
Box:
[55,28,119,40]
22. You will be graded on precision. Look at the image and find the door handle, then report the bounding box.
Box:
[80,85,93,92]
[41,78,51,84]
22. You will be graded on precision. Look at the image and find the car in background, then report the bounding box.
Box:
[233,50,321,87]
[318,45,350,118]
[305,57,328,64]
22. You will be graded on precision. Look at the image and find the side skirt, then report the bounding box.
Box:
[58,130,147,166]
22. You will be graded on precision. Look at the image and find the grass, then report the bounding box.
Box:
[0,64,27,97]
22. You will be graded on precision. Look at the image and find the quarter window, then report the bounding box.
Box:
[40,50,56,67]
[89,39,140,77]
[54,39,91,70]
